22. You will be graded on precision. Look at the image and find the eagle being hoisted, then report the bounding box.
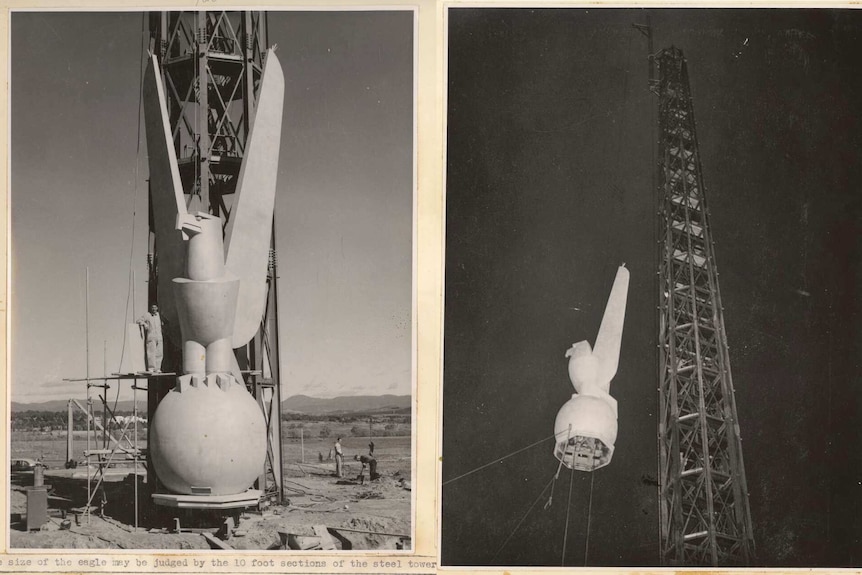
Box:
[142,47,284,499]
[554,265,630,472]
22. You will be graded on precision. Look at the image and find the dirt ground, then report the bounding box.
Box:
[9,438,411,551]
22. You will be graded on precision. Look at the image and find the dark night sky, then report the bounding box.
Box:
[442,8,861,567]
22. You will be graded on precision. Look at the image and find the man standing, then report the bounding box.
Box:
[137,304,164,373]
[334,437,344,478]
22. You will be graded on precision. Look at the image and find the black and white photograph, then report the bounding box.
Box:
[9,10,415,550]
[442,8,861,568]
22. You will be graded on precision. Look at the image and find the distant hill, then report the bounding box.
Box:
[12,394,411,416]
[282,394,411,415]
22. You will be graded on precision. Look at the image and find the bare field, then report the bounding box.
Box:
[10,425,410,468]
[9,427,411,550]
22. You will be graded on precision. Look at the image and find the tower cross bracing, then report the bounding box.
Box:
[655,47,755,566]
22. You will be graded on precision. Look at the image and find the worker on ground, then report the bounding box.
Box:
[334,437,344,478]
[369,440,375,456]
[354,454,379,485]
[137,304,164,373]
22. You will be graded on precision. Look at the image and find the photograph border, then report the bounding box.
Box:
[2,1,443,571]
[436,1,862,573]
[2,0,860,574]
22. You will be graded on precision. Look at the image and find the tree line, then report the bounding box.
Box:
[281,413,410,424]
[11,410,145,432]
[13,409,410,432]
[284,421,408,439]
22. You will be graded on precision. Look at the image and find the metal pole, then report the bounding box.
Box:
[85,268,91,523]
[66,400,73,467]
[133,271,138,529]
[103,340,108,449]
[196,11,211,212]
[86,268,90,383]
[133,376,138,530]
[86,395,92,524]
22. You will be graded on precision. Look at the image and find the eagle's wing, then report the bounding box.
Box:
[224,49,286,348]
[142,54,188,346]
[592,265,630,390]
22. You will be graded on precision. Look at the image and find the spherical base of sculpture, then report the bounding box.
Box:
[150,378,266,496]
[553,394,617,471]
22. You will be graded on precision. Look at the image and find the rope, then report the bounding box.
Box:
[584,471,595,566]
[545,424,571,510]
[489,472,557,564]
[443,431,565,486]
[561,465,575,566]
[544,456,566,511]
[117,12,146,373]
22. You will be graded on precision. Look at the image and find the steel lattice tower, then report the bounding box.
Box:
[146,11,284,504]
[654,47,755,565]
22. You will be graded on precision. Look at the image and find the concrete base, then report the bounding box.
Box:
[152,489,261,510]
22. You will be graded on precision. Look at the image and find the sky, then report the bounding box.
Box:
[442,8,861,568]
[9,10,414,403]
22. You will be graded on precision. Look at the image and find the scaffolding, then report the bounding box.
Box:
[62,372,166,528]
[654,47,755,566]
